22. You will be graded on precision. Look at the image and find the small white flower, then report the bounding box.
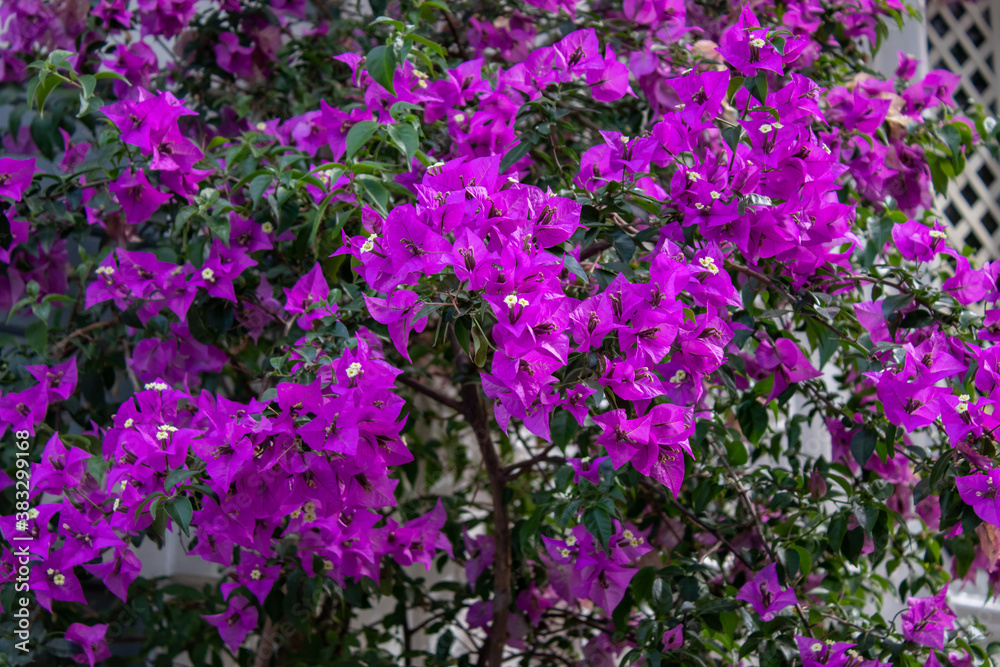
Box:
[201,267,216,282]
[759,124,774,133]
[710,190,722,200]
[124,418,134,428]
[346,362,363,378]
[750,38,766,48]
[27,508,39,520]
[771,121,784,129]
[250,567,262,581]
[686,171,702,182]
[255,122,266,131]
[698,256,720,275]
[504,293,518,307]
[261,222,274,234]
[566,535,577,547]
[517,297,529,307]
[53,572,65,586]
[930,230,948,239]
[113,498,121,511]
[360,233,377,253]
[621,135,630,144]
[95,265,115,276]
[670,370,687,383]
[559,548,571,558]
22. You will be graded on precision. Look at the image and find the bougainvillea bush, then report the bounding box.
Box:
[5,0,1000,665]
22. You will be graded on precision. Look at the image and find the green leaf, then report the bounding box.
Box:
[726,75,745,104]
[736,399,767,445]
[207,216,231,246]
[371,16,406,30]
[550,410,577,449]
[724,437,749,466]
[47,49,74,67]
[563,254,588,284]
[165,497,194,537]
[365,45,397,95]
[248,173,273,206]
[850,428,877,467]
[165,468,199,493]
[387,123,419,165]
[881,293,915,319]
[630,567,657,604]
[583,506,614,552]
[346,120,380,159]
[404,33,447,58]
[745,73,767,105]
[721,123,743,155]
[357,174,389,214]
[435,629,454,663]
[612,230,636,263]
[25,320,47,355]
[499,140,533,173]
[471,323,489,367]
[94,71,130,83]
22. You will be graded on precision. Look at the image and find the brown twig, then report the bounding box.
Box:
[451,328,511,667]
[397,373,465,414]
[709,440,814,637]
[667,497,753,569]
[51,320,114,355]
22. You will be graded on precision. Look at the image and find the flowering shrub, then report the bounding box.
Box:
[2,0,1000,666]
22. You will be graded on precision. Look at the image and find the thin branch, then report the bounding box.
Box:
[709,440,814,638]
[667,497,753,569]
[397,373,465,413]
[51,320,114,355]
[451,327,511,667]
[120,335,141,393]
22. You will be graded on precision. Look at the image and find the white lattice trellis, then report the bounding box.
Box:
[927,0,1000,261]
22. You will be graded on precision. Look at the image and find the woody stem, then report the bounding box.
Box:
[710,440,814,638]
[452,327,510,667]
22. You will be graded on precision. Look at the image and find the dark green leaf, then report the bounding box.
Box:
[387,123,419,165]
[25,320,47,356]
[850,428,877,467]
[736,399,767,445]
[881,293,914,319]
[165,497,194,537]
[583,506,614,552]
[499,141,533,173]
[346,121,380,159]
[365,45,397,95]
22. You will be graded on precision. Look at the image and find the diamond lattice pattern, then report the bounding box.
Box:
[927,0,1000,260]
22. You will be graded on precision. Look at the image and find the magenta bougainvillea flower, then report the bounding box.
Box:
[736,563,799,621]
[65,623,111,667]
[0,157,35,200]
[202,596,259,654]
[901,586,956,650]
[956,470,1000,526]
[0,0,994,661]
